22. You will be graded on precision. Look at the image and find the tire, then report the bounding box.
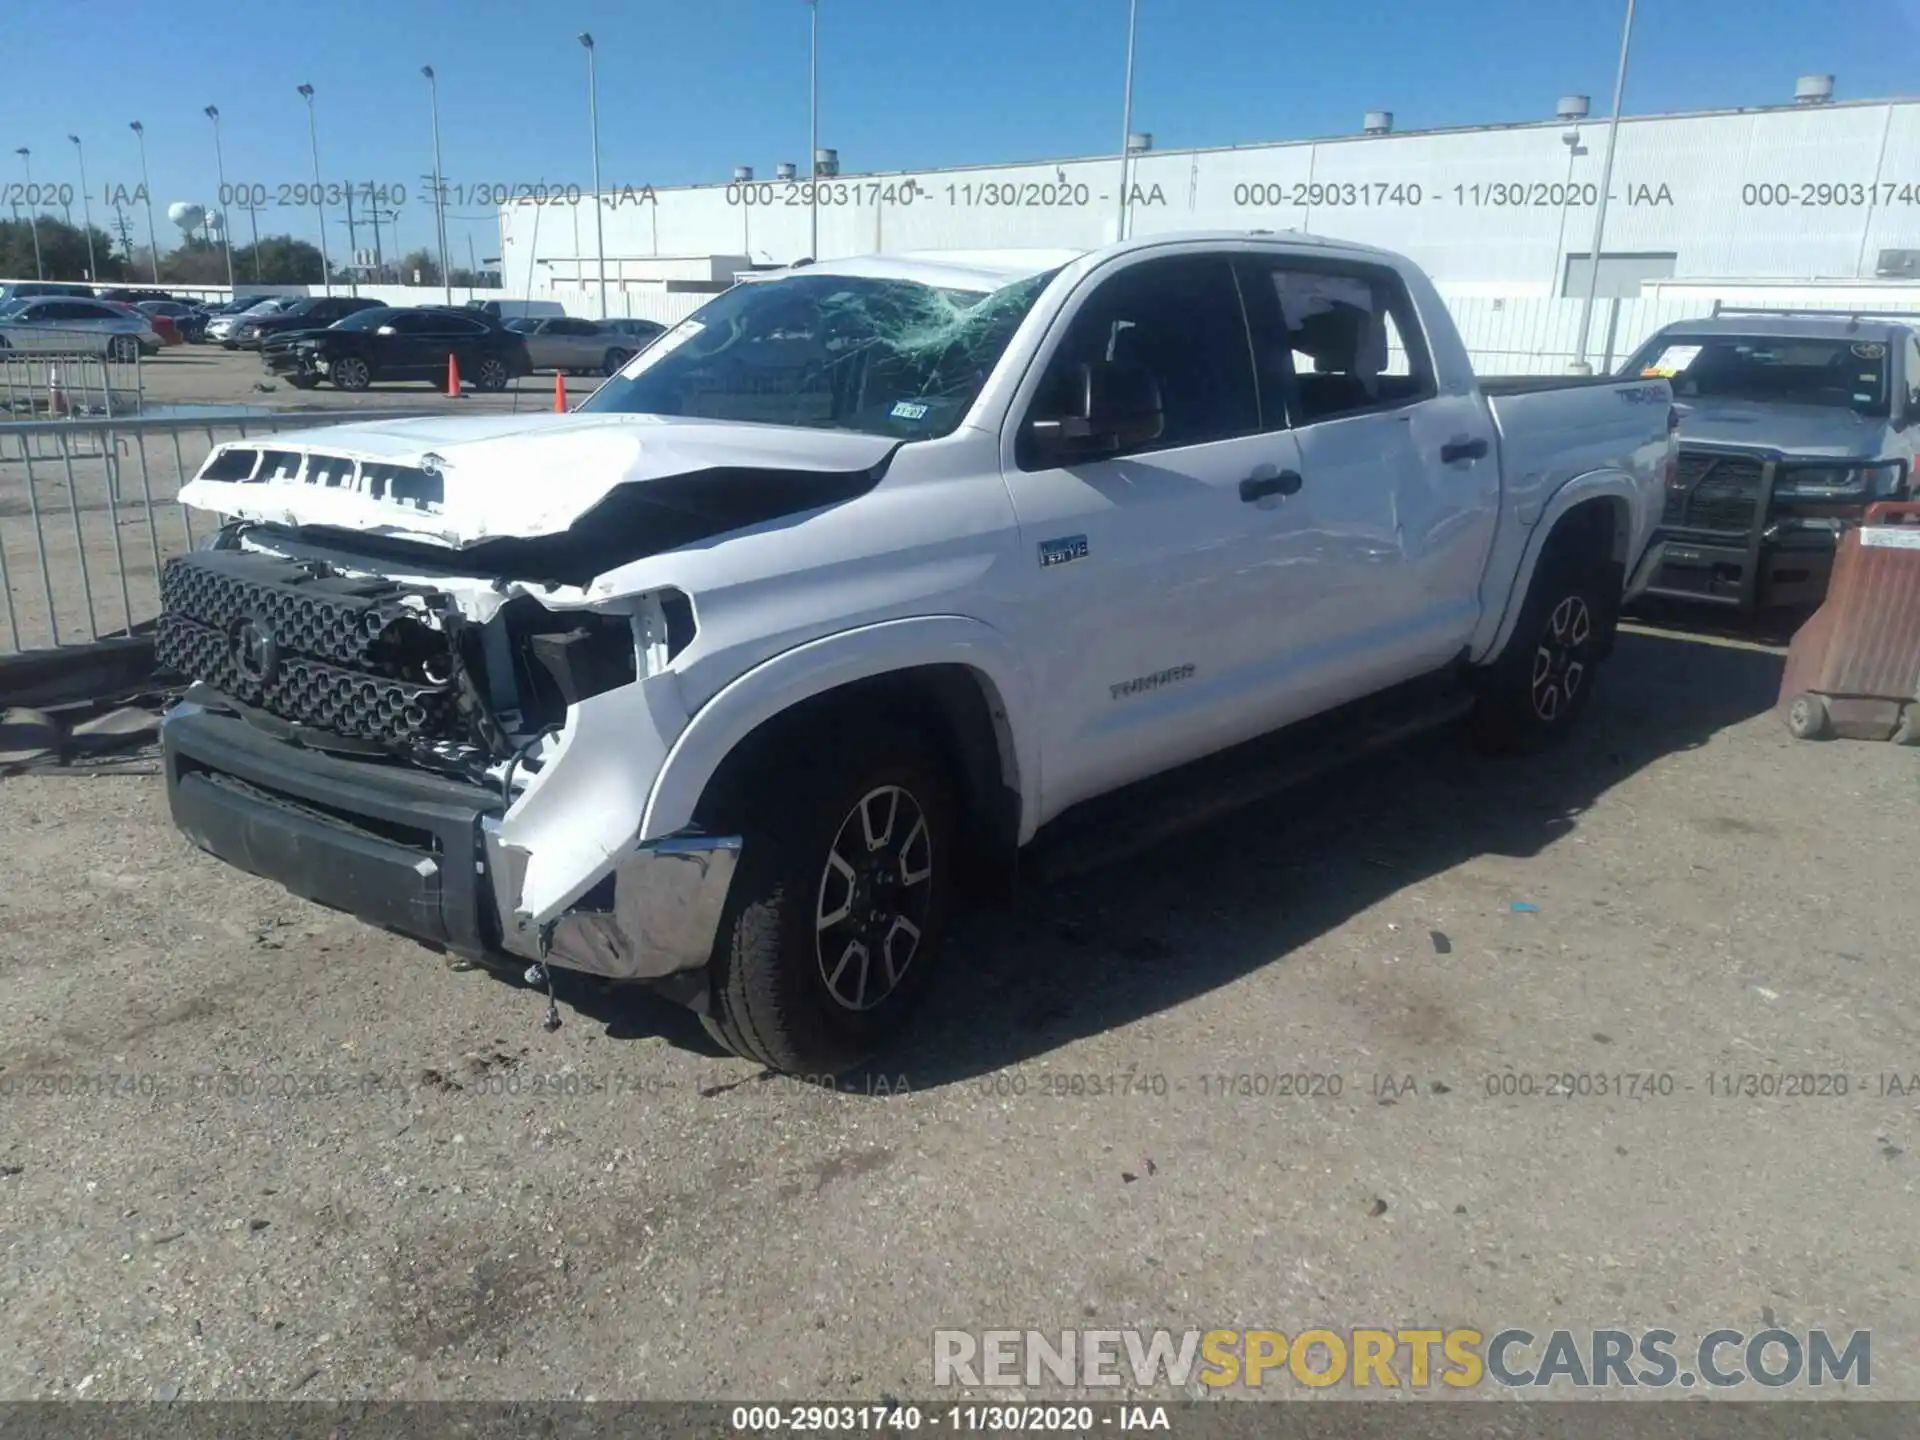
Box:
[700,721,957,1075]
[473,356,511,392]
[330,355,372,392]
[1786,693,1834,741]
[108,334,140,364]
[1470,534,1613,752]
[602,348,631,376]
[285,373,319,390]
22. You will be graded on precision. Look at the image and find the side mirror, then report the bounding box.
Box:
[1028,360,1164,463]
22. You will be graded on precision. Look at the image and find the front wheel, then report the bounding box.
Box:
[330,355,371,391]
[602,347,631,376]
[1470,542,1613,752]
[701,723,956,1075]
[108,334,140,364]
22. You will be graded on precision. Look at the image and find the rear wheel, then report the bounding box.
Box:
[700,722,956,1076]
[1470,531,1613,752]
[473,356,511,392]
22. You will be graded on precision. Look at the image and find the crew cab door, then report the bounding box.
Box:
[998,248,1318,819]
[1235,252,1500,691]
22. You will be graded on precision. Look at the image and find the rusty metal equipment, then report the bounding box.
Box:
[1778,501,1920,743]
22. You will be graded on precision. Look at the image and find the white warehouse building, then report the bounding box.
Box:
[499,78,1920,372]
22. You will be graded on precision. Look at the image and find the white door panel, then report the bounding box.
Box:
[1008,427,1312,817]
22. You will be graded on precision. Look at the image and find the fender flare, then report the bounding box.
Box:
[1472,470,1651,664]
[640,614,1040,844]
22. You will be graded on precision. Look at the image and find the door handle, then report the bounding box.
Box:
[1440,436,1489,464]
[1240,470,1303,502]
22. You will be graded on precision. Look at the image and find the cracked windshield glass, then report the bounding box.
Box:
[580,269,1058,438]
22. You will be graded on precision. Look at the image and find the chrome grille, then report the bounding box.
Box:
[1663,451,1764,534]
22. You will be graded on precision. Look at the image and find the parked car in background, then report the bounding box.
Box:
[162,233,1676,1073]
[1624,305,1920,612]
[97,287,179,305]
[99,299,181,346]
[0,295,163,359]
[462,297,566,321]
[600,317,667,350]
[262,305,531,391]
[0,280,97,306]
[209,298,299,346]
[229,295,383,351]
[506,315,651,376]
[138,300,209,344]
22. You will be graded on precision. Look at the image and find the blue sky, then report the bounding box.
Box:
[4,0,1917,264]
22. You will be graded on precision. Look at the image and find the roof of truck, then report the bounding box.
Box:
[766,231,1404,292]
[1651,312,1920,345]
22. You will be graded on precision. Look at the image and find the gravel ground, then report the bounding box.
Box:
[1,621,1916,1409]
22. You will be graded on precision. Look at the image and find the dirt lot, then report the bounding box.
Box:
[132,342,582,415]
[1,623,1916,1407]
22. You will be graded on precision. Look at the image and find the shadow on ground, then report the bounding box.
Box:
[556,629,1788,1085]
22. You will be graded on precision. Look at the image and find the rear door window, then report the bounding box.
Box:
[1237,258,1438,427]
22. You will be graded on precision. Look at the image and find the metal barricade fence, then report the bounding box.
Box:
[0,409,440,656]
[0,331,144,452]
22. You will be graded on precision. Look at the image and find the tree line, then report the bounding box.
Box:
[0,216,497,289]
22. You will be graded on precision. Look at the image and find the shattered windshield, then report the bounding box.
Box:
[579,269,1061,439]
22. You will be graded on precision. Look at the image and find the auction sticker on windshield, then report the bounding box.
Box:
[1641,344,1701,377]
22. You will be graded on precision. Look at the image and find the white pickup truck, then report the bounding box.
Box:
[160,232,1676,1074]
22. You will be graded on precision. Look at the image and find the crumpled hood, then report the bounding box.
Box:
[1674,400,1887,460]
[177,411,901,548]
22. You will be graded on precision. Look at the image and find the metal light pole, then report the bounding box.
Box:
[422,66,453,305]
[129,121,161,283]
[1572,0,1636,373]
[579,32,608,319]
[14,148,44,279]
[68,135,99,281]
[808,0,819,261]
[203,107,239,291]
[1117,0,1140,243]
[297,84,334,296]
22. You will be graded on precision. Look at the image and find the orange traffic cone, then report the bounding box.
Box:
[446,352,465,399]
[553,373,568,413]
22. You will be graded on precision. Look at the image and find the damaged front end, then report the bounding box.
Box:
[156,537,739,997]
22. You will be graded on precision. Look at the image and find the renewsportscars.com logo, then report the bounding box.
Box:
[932,1327,1871,1391]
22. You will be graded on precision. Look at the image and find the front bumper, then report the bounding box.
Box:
[162,701,740,993]
[1642,527,1838,611]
